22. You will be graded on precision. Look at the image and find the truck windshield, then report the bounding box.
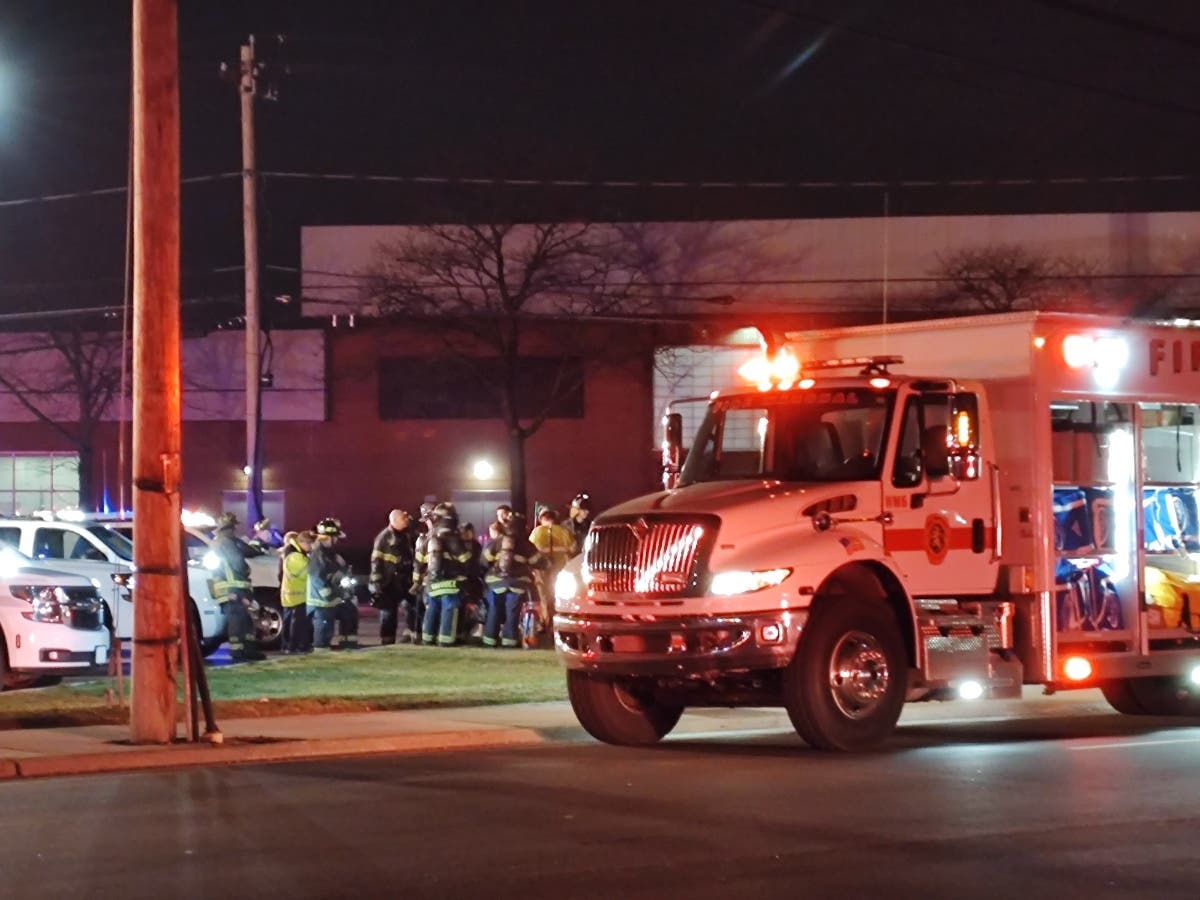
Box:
[678,388,894,485]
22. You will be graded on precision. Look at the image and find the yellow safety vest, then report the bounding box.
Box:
[280,550,309,608]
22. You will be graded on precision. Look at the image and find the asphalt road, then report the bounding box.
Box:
[2,701,1198,899]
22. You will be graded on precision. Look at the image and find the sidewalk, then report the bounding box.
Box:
[0,687,1117,781]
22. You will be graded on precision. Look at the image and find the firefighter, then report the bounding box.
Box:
[529,506,575,624]
[211,511,263,662]
[566,492,593,555]
[410,502,437,644]
[416,502,471,646]
[458,521,484,642]
[278,530,314,653]
[482,512,544,647]
[308,517,357,650]
[369,509,415,645]
[493,504,513,532]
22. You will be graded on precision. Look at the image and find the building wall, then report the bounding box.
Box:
[0,323,659,557]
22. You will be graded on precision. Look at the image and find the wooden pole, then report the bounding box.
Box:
[130,0,182,744]
[241,37,262,524]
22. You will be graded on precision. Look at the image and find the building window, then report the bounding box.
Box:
[378,357,585,420]
[0,453,80,514]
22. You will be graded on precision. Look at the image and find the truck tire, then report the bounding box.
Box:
[1099,679,1149,715]
[567,670,683,746]
[1103,677,1200,717]
[783,591,906,752]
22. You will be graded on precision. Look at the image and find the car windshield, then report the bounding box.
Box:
[678,388,894,485]
[87,525,135,561]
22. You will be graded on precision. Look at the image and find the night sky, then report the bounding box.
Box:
[1,0,1199,321]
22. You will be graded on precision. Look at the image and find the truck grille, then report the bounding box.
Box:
[584,515,718,597]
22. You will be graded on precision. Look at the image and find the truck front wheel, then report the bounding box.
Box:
[567,671,683,746]
[1101,677,1200,716]
[783,593,906,752]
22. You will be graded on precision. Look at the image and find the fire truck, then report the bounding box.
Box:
[553,312,1200,751]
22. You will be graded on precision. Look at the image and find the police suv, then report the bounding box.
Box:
[0,514,227,655]
[0,541,107,689]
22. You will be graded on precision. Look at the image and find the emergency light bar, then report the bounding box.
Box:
[801,355,904,375]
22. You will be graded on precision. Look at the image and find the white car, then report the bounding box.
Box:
[0,542,109,689]
[0,516,227,656]
[105,521,283,648]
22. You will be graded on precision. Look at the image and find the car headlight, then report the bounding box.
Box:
[709,568,792,596]
[339,575,358,589]
[202,551,221,571]
[555,569,580,602]
[12,585,70,623]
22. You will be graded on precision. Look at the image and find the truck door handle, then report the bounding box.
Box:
[989,462,1003,561]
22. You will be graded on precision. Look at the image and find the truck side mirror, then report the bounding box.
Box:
[921,425,951,479]
[662,412,684,489]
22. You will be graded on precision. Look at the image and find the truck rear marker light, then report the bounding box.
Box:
[1063,656,1092,681]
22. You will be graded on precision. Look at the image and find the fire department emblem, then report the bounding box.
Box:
[924,514,951,566]
[627,517,651,545]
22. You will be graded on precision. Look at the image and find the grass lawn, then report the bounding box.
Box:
[0,645,568,730]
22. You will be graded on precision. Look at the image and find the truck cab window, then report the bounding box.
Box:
[892,392,981,488]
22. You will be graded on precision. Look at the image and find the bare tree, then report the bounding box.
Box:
[0,328,124,511]
[366,222,655,515]
[927,243,1099,314]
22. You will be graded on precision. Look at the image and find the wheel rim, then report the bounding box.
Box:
[827,629,891,719]
[612,679,651,714]
[256,607,283,643]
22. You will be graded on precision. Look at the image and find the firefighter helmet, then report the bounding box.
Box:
[316,517,344,538]
[254,517,272,532]
[571,492,591,511]
[432,502,458,530]
[215,511,239,531]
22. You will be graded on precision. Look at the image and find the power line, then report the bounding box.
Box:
[2,168,1199,212]
[1027,0,1200,52]
[0,172,239,209]
[732,0,1200,119]
[260,169,1200,192]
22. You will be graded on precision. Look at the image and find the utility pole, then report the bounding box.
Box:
[130,0,182,743]
[240,36,262,525]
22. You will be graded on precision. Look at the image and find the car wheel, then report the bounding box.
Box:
[783,583,907,752]
[566,670,683,746]
[191,602,225,657]
[0,634,39,691]
[254,602,284,649]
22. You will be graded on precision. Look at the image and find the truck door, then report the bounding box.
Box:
[881,385,999,596]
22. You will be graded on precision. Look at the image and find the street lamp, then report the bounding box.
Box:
[472,459,494,480]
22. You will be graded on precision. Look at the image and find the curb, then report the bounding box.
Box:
[0,728,543,780]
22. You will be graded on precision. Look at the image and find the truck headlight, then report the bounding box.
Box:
[709,568,792,596]
[555,570,580,602]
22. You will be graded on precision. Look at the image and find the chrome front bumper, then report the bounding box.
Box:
[554,610,807,677]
